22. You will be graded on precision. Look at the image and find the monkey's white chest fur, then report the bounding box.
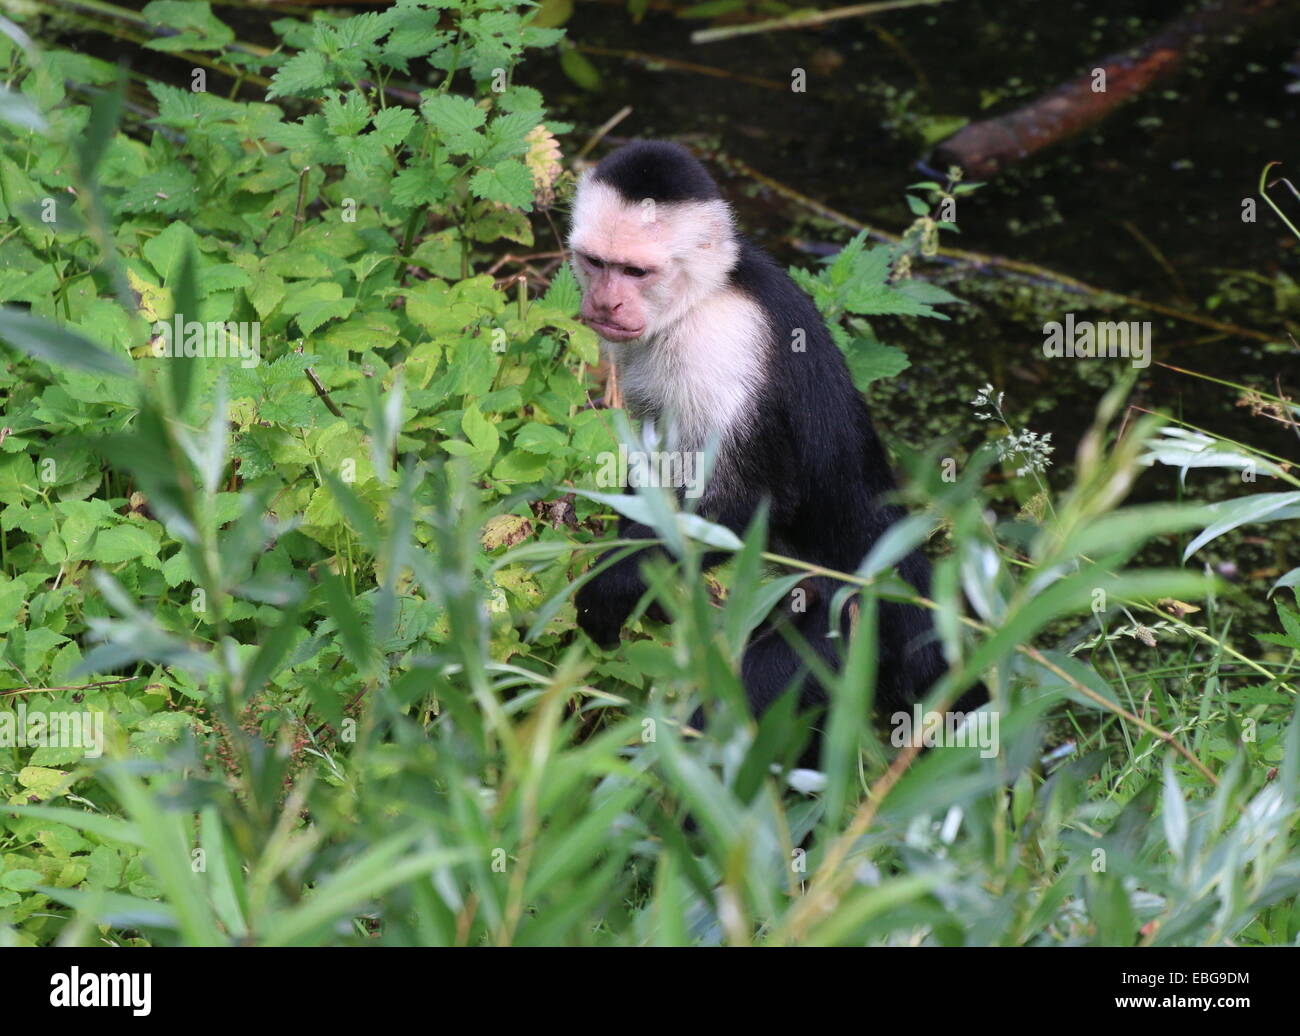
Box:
[606,288,769,458]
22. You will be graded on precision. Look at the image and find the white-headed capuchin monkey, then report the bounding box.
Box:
[569,140,985,753]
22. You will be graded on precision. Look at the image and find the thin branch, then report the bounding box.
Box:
[575,44,784,91]
[304,365,345,418]
[692,0,953,45]
[1,677,139,697]
[576,106,633,163]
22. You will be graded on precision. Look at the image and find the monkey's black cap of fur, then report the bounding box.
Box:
[591,140,720,203]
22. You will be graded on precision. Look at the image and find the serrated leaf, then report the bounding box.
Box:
[540,263,580,315]
[89,524,159,564]
[113,165,200,216]
[322,90,371,137]
[370,106,416,148]
[267,50,332,99]
[468,160,534,210]
[391,166,449,209]
[844,338,910,390]
[419,93,486,151]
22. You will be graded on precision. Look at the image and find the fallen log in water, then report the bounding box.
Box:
[932,0,1285,179]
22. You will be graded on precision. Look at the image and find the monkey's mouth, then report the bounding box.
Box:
[584,317,645,342]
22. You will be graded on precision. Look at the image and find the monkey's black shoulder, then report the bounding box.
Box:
[728,237,847,373]
[591,141,721,204]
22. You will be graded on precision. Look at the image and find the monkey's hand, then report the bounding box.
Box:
[575,525,674,648]
[574,534,672,646]
[574,571,633,649]
[574,574,673,647]
[575,586,671,647]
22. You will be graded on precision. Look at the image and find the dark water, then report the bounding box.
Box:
[539,1,1298,290]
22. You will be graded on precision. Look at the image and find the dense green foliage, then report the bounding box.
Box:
[0,1,1298,946]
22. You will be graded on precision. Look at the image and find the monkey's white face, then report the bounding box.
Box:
[569,178,738,343]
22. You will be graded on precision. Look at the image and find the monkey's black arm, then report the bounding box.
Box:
[573,478,775,648]
[573,518,663,648]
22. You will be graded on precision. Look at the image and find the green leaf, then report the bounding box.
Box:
[391,166,450,209]
[141,1,234,52]
[492,449,549,483]
[1161,756,1190,861]
[319,569,372,675]
[461,405,500,455]
[0,84,46,132]
[142,222,202,286]
[468,160,534,210]
[559,48,601,91]
[113,165,200,216]
[36,887,179,932]
[322,90,371,137]
[76,70,125,180]
[1028,649,1120,711]
[569,487,741,554]
[1183,491,1300,561]
[513,422,567,454]
[540,263,580,315]
[370,106,416,148]
[267,50,332,98]
[0,869,43,891]
[263,837,472,946]
[419,93,486,151]
[268,114,339,160]
[89,524,160,564]
[249,271,286,319]
[5,803,143,847]
[843,338,910,390]
[0,306,132,378]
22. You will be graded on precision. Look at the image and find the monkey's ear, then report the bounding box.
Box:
[680,200,739,277]
[697,202,734,248]
[567,170,598,243]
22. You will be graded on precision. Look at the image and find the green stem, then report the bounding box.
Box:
[290,166,310,241]
[401,203,428,257]
[1260,162,1300,242]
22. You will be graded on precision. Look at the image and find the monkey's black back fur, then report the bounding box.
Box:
[726,239,982,720]
[591,140,721,204]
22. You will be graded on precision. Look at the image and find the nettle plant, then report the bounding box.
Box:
[0,0,601,652]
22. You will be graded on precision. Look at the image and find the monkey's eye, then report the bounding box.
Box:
[623,266,649,279]
[581,253,605,269]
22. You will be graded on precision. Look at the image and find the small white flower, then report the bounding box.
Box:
[785,767,828,795]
